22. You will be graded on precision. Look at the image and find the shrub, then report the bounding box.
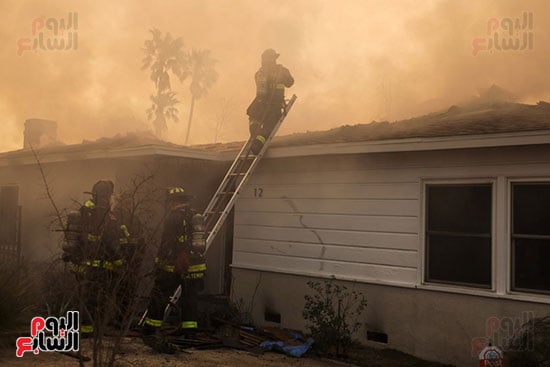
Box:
[506,316,550,367]
[302,280,367,356]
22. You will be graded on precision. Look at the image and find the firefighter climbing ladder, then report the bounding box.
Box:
[138,95,297,327]
[203,94,297,253]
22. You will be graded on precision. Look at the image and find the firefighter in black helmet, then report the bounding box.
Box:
[143,187,206,336]
[62,180,129,337]
[247,48,294,155]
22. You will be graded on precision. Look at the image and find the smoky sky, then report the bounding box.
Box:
[1,0,548,152]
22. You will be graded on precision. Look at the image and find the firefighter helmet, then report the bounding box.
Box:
[261,48,279,61]
[90,180,114,200]
[166,187,192,202]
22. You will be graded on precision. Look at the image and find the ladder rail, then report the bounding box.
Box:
[202,140,251,216]
[204,95,297,252]
[138,95,296,328]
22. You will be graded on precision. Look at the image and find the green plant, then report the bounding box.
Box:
[506,316,550,367]
[229,273,262,325]
[302,280,367,356]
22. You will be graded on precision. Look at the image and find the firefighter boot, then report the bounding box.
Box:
[251,134,266,155]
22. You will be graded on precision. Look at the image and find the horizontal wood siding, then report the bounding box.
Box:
[233,252,418,284]
[236,238,417,267]
[233,146,550,286]
[239,183,418,199]
[236,198,418,216]
[233,156,421,285]
[234,225,418,250]
[235,212,418,233]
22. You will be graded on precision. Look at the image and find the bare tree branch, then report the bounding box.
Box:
[30,144,64,231]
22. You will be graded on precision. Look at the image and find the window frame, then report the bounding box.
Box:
[508,178,550,296]
[420,178,497,292]
[0,184,22,263]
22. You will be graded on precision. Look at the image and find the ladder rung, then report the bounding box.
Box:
[203,94,297,252]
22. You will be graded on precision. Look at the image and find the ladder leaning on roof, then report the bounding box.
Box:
[202,94,297,253]
[137,95,297,327]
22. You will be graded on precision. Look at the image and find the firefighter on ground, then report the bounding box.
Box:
[62,180,130,336]
[247,48,294,155]
[143,187,207,336]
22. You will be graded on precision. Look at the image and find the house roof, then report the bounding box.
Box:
[274,101,550,146]
[0,131,227,166]
[1,101,549,166]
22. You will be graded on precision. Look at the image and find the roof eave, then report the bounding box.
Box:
[265,129,550,158]
[0,144,234,167]
[1,129,549,167]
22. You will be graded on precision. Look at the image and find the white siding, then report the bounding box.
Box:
[232,145,550,287]
[233,155,422,285]
[239,183,418,199]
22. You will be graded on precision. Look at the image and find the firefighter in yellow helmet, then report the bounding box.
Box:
[62,180,129,337]
[143,187,206,336]
[247,48,294,155]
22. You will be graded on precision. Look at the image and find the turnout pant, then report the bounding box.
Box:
[144,270,199,333]
[249,103,283,154]
[73,265,111,335]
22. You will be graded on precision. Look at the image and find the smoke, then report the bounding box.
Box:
[1,0,548,152]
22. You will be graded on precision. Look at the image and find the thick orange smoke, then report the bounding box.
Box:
[1,0,548,152]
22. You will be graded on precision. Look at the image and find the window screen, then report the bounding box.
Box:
[511,182,550,294]
[425,184,492,288]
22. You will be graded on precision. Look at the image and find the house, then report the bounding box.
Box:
[0,128,234,294]
[2,101,549,365]
[226,101,550,366]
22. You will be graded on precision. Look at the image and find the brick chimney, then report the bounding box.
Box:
[23,119,58,148]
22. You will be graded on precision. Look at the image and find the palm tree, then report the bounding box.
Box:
[142,28,189,137]
[146,91,180,136]
[185,48,218,144]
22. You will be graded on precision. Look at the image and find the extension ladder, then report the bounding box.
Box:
[202,94,297,252]
[138,95,297,327]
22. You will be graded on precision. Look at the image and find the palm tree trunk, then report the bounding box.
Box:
[185,96,195,145]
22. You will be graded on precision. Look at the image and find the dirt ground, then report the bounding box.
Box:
[0,336,454,367]
[1,337,356,367]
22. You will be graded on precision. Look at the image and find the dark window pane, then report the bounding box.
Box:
[513,183,550,236]
[513,238,550,293]
[0,186,19,245]
[427,234,492,287]
[427,185,492,234]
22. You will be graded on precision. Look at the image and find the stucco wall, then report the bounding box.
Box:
[232,268,550,367]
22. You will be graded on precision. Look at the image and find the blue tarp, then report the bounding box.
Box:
[260,333,314,358]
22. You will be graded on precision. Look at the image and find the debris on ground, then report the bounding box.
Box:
[155,315,314,358]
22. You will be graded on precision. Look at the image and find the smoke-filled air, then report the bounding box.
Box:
[1,0,549,152]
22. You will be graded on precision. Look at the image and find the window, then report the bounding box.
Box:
[511,182,550,295]
[425,184,492,288]
[0,186,20,262]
